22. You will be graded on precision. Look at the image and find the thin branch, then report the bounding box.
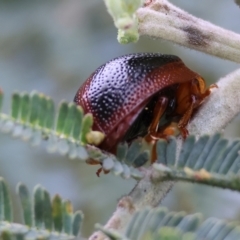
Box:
[153,165,240,192]
[137,0,240,63]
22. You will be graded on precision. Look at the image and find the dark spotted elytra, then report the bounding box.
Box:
[74,53,212,160]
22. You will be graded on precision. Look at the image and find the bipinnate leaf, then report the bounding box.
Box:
[2,90,240,184]
[0,177,83,240]
[97,207,240,240]
[0,90,144,179]
[153,134,240,192]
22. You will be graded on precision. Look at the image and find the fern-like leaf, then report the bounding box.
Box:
[0,90,143,179]
[97,207,240,240]
[153,134,240,191]
[2,90,240,186]
[0,177,83,240]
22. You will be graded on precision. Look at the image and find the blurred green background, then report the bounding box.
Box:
[0,0,240,237]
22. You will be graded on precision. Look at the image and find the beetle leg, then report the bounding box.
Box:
[199,83,217,99]
[148,97,169,133]
[178,95,197,138]
[177,81,217,139]
[149,122,180,162]
[86,158,101,165]
[192,78,217,100]
[86,158,105,177]
[96,166,110,177]
[96,167,102,177]
[145,96,169,162]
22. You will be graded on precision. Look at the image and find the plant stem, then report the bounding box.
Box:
[137,0,240,63]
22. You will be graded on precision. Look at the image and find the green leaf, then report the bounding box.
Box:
[116,142,128,161]
[52,194,62,232]
[63,102,77,137]
[37,93,49,128]
[0,179,4,221]
[62,200,73,235]
[185,135,208,169]
[0,177,12,222]
[196,218,240,239]
[19,93,30,123]
[98,207,240,240]
[125,140,142,165]
[0,177,82,239]
[17,183,32,227]
[0,88,3,113]
[132,150,149,168]
[193,133,221,170]
[153,134,240,192]
[72,211,84,236]
[165,211,186,227]
[33,185,45,228]
[177,214,201,232]
[104,0,141,44]
[202,137,228,170]
[43,190,52,230]
[127,208,151,239]
[71,106,83,140]
[216,141,240,174]
[155,227,183,240]
[44,96,55,130]
[1,231,12,240]
[56,101,68,134]
[156,139,168,165]
[29,92,41,126]
[11,92,21,120]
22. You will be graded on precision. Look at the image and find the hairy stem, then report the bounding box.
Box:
[188,68,240,135]
[137,0,240,63]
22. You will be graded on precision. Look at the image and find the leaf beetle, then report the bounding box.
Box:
[74,53,214,163]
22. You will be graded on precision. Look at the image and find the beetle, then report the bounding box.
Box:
[74,53,214,163]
